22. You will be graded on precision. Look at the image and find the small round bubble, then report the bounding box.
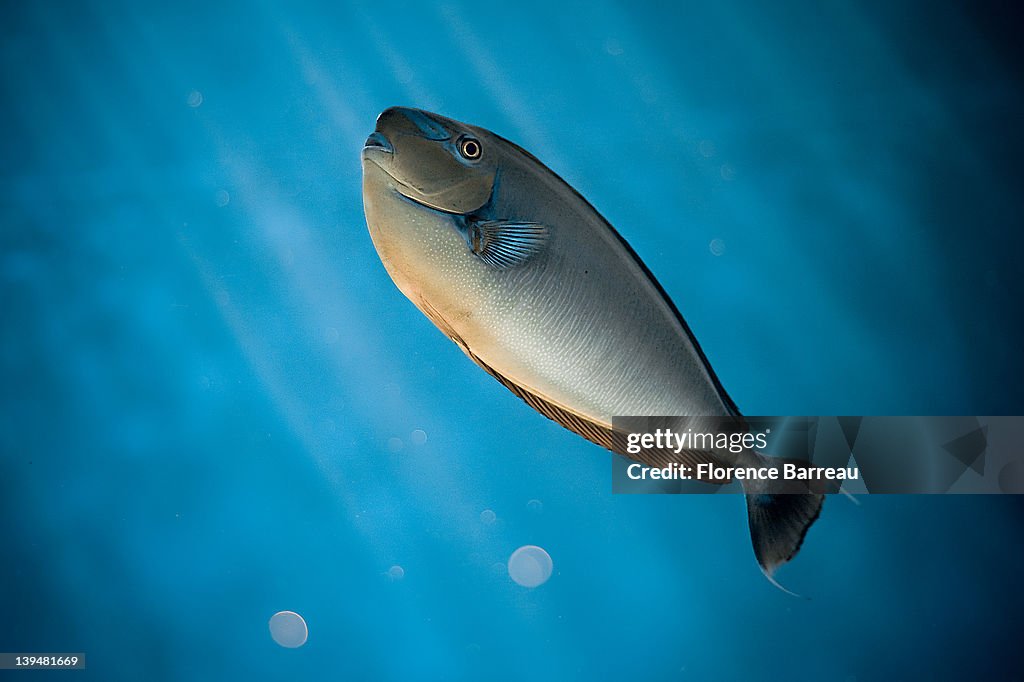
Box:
[526,499,543,513]
[410,429,427,445]
[603,37,624,56]
[214,189,230,207]
[709,238,726,256]
[387,565,405,581]
[480,509,496,525]
[507,545,553,588]
[387,437,404,452]
[187,90,203,107]
[268,611,308,648]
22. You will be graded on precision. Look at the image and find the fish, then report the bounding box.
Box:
[361,106,824,588]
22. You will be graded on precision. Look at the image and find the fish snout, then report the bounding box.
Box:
[362,129,394,168]
[375,106,450,141]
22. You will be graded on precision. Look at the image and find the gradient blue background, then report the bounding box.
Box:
[2,1,1023,680]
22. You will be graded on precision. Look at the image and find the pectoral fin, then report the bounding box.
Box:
[467,219,548,269]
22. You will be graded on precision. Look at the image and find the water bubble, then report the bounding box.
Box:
[526,499,543,513]
[268,611,307,648]
[720,164,736,181]
[508,545,553,588]
[387,565,405,581]
[490,561,506,577]
[603,38,624,56]
[709,238,726,256]
[387,437,404,453]
[214,189,230,207]
[186,90,203,108]
[698,140,716,158]
[410,429,427,446]
[323,327,340,344]
[480,509,496,525]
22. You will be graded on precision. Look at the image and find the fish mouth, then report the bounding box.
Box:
[363,131,393,154]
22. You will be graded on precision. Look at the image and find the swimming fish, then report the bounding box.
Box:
[361,106,823,587]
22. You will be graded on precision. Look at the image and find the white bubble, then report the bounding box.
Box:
[323,327,340,344]
[410,429,428,446]
[526,499,543,513]
[268,611,307,648]
[699,140,716,158]
[709,238,726,257]
[507,545,553,588]
[720,164,736,181]
[387,565,405,580]
[480,509,496,525]
[187,90,203,108]
[603,37,624,56]
[215,189,230,207]
[387,437,404,452]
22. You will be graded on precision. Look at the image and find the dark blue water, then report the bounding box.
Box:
[2,1,1023,680]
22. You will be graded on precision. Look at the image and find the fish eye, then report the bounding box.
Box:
[458,136,482,161]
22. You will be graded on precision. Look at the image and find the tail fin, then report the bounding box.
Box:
[740,451,824,593]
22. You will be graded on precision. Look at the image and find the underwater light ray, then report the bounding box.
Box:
[353,9,444,113]
[101,6,473,657]
[272,8,375,142]
[433,3,566,173]
[193,124,531,652]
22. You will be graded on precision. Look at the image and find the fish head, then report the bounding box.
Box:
[362,106,497,214]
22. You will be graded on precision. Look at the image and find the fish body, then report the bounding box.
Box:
[362,107,822,584]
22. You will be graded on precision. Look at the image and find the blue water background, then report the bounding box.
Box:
[2,1,1023,679]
